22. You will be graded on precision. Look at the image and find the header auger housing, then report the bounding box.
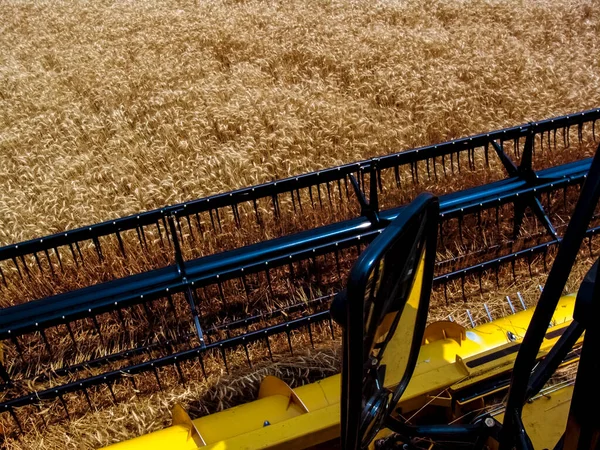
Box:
[0,108,599,448]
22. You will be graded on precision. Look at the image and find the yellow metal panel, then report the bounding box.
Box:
[382,254,426,387]
[195,395,304,444]
[173,403,206,446]
[314,374,341,405]
[258,376,309,413]
[202,404,341,450]
[422,321,466,345]
[495,385,573,449]
[104,425,201,450]
[294,376,338,411]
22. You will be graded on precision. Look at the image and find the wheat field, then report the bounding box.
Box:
[1,0,599,246]
[1,0,600,448]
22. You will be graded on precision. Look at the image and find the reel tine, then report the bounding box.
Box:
[230,204,240,230]
[483,303,493,322]
[135,226,144,249]
[466,309,476,328]
[217,281,227,307]
[307,318,315,349]
[264,332,273,361]
[220,345,229,374]
[92,237,103,261]
[39,328,53,358]
[81,384,93,410]
[242,338,252,368]
[8,405,23,433]
[175,217,185,244]
[58,392,71,421]
[296,189,303,213]
[35,402,48,427]
[394,165,400,188]
[116,230,126,257]
[19,255,30,279]
[506,296,516,314]
[316,183,323,208]
[167,294,178,320]
[197,351,207,379]
[325,181,333,207]
[91,315,106,346]
[151,365,163,391]
[328,315,336,339]
[175,359,186,386]
[290,190,297,213]
[140,224,149,248]
[129,376,139,395]
[443,279,449,304]
[215,208,223,232]
[156,221,165,247]
[53,247,65,272]
[12,257,23,280]
[115,308,129,338]
[286,325,294,356]
[194,213,203,237]
[208,209,216,232]
[265,266,274,298]
[34,252,43,274]
[517,291,527,310]
[335,247,342,279]
[107,378,119,403]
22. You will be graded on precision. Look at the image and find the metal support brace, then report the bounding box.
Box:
[349,161,383,226]
[493,131,558,239]
[167,214,206,348]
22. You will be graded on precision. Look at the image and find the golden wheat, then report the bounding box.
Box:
[1,0,599,245]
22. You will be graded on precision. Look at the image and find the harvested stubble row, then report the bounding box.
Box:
[1,0,600,448]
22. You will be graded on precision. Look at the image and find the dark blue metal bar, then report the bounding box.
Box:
[0,310,331,410]
[435,224,600,284]
[2,220,599,416]
[0,158,591,341]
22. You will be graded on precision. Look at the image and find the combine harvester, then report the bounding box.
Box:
[0,108,599,449]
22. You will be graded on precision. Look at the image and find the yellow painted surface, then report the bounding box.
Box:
[103,295,578,450]
[382,253,425,387]
[103,425,201,450]
[495,385,574,450]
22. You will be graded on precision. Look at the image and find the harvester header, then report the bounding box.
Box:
[0,108,599,449]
